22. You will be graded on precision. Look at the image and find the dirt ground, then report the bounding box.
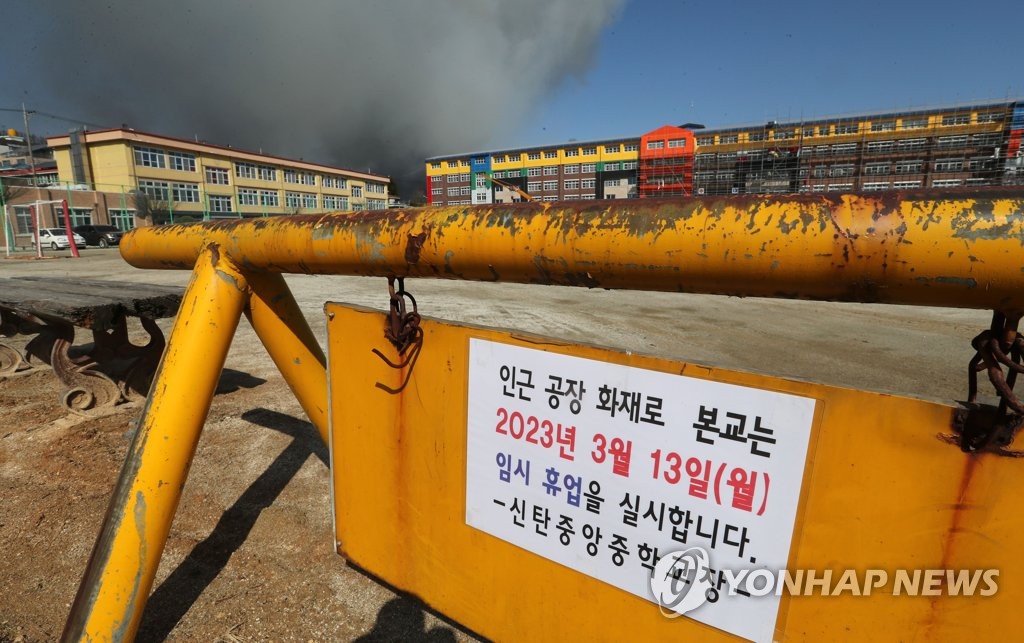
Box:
[0,249,994,642]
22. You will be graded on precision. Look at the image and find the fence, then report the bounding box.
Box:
[60,190,1024,641]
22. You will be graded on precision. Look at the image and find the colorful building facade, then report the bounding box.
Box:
[425,99,1024,205]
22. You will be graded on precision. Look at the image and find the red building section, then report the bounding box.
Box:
[1009,130,1022,159]
[638,125,695,198]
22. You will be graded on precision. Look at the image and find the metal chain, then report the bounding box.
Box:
[372,276,423,393]
[383,276,422,356]
[960,311,1024,452]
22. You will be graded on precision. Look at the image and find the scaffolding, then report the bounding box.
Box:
[692,102,1024,196]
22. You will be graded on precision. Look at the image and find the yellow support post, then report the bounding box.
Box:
[245,271,329,443]
[120,191,1024,312]
[62,244,250,642]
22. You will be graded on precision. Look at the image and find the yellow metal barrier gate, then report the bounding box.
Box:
[61,191,1024,641]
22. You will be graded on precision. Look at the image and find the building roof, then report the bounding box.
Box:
[47,127,390,182]
[0,160,58,177]
[0,167,58,177]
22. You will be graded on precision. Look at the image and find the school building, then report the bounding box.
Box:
[3,128,390,248]
[425,99,1024,205]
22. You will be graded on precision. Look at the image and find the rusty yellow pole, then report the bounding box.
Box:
[120,190,1024,313]
[63,244,249,642]
[245,271,329,443]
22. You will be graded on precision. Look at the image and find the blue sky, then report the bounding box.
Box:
[508,0,1022,149]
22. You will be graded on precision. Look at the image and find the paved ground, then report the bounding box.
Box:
[0,248,993,641]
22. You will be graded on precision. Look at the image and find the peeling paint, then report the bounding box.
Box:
[311,226,334,241]
[352,227,387,262]
[111,490,148,641]
[405,231,428,264]
[914,276,979,288]
[951,219,1019,243]
[214,269,242,290]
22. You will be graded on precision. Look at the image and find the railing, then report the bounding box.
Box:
[62,190,1024,640]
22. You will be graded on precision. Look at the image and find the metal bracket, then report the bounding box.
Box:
[0,307,166,416]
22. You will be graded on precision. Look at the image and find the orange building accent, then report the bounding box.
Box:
[638,125,695,198]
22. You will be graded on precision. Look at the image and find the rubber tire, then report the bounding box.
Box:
[99,238,108,248]
[51,242,59,250]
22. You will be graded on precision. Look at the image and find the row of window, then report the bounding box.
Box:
[132,147,384,192]
[520,164,598,177]
[694,112,1005,146]
[231,161,374,189]
[602,178,638,187]
[646,139,687,150]
[431,144,641,169]
[438,173,470,182]
[695,156,994,182]
[439,193,647,205]
[134,147,196,172]
[521,179,600,191]
[434,176,626,196]
[138,180,200,202]
[701,177,994,194]
[138,180,368,207]
[210,195,380,212]
[806,178,989,192]
[803,181,925,192]
[693,134,1004,165]
[286,192,319,208]
[203,194,384,212]
[437,161,640,183]
[283,169,317,185]
[814,158,986,175]
[604,162,638,171]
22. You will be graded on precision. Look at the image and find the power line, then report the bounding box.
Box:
[0,107,105,129]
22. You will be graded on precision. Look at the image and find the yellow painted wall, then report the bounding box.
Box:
[85,141,135,190]
[599,144,639,163]
[52,148,74,184]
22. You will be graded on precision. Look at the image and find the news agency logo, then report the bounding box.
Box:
[649,547,716,617]
[650,546,1000,617]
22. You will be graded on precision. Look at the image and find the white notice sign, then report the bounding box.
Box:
[465,339,816,642]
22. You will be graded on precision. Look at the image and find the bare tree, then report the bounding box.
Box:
[132,190,172,225]
[1,179,26,207]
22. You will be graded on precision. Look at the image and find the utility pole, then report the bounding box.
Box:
[22,103,41,204]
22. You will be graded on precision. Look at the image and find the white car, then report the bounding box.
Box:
[37,227,87,250]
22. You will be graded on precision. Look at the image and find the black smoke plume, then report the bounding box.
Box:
[2,0,624,197]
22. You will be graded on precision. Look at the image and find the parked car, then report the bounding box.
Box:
[36,228,87,251]
[73,224,123,248]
